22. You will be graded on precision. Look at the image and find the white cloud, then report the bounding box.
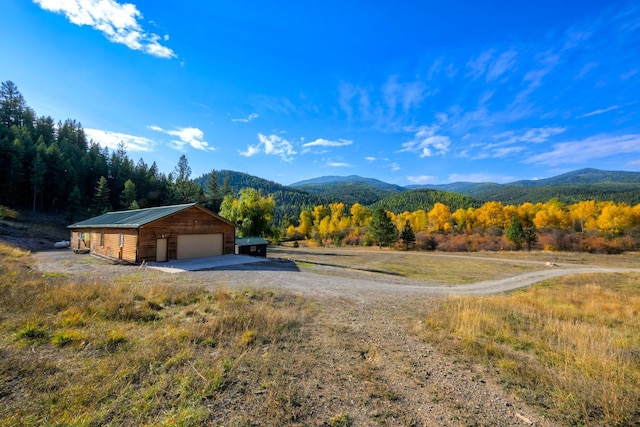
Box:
[382,75,427,113]
[389,163,401,171]
[407,175,436,184]
[149,125,213,151]
[34,0,176,58]
[492,126,566,145]
[526,134,640,166]
[85,128,155,152]
[326,161,352,168]
[302,138,352,148]
[577,105,619,118]
[447,173,514,183]
[231,113,259,123]
[365,156,376,162]
[486,50,518,81]
[400,125,451,157]
[239,133,296,162]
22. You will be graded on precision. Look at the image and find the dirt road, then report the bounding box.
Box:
[29,249,640,426]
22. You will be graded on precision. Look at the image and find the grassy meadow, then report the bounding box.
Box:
[419,272,640,426]
[1,240,639,426]
[0,243,315,426]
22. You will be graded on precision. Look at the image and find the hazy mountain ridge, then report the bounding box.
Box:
[195,168,640,221]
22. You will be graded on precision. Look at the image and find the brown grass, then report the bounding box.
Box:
[419,273,640,426]
[0,244,314,426]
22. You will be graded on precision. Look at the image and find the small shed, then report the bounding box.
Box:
[68,203,236,263]
[235,236,269,257]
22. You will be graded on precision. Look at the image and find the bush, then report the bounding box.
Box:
[415,231,437,251]
[0,205,19,219]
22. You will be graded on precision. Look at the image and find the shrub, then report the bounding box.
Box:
[15,323,48,340]
[415,231,437,251]
[0,205,19,219]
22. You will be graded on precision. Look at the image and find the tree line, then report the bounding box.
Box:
[282,199,640,252]
[0,81,231,220]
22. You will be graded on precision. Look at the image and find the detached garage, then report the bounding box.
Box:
[68,203,236,263]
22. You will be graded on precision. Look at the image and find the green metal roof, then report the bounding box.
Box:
[235,236,270,246]
[68,203,209,229]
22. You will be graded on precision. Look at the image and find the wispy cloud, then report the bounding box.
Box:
[85,128,155,152]
[149,125,213,150]
[302,138,352,148]
[239,133,296,161]
[447,173,515,183]
[34,0,176,58]
[399,125,450,157]
[466,48,518,82]
[525,134,640,166]
[492,126,566,145]
[382,75,427,114]
[577,105,619,118]
[326,161,353,168]
[231,113,259,123]
[407,175,436,184]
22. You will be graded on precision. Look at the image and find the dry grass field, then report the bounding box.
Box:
[1,240,639,426]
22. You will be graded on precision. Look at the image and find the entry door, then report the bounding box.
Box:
[156,238,168,262]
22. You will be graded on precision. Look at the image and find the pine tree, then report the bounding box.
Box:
[120,179,137,209]
[369,208,397,248]
[204,170,223,213]
[506,216,525,250]
[400,220,416,250]
[522,215,538,251]
[91,176,112,215]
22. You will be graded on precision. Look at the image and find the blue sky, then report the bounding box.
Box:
[2,1,639,186]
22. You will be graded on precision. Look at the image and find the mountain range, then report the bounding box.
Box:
[290,168,640,206]
[201,168,640,221]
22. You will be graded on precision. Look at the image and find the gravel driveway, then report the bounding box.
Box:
[30,249,640,300]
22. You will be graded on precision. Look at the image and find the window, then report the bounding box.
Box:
[100,232,104,247]
[250,246,256,252]
[119,234,124,247]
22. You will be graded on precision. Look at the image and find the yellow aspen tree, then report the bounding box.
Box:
[597,202,633,235]
[569,200,599,232]
[329,202,345,237]
[286,224,298,239]
[428,202,452,232]
[297,209,313,237]
[475,201,505,229]
[517,202,537,222]
[350,203,368,227]
[318,216,332,240]
[632,203,640,227]
[411,209,428,232]
[503,205,518,227]
[312,205,329,228]
[452,208,468,232]
[533,199,570,229]
[395,211,413,231]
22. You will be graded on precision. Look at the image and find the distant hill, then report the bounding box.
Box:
[194,170,326,223]
[410,168,640,205]
[292,178,405,206]
[195,168,640,225]
[291,175,405,192]
[371,189,483,214]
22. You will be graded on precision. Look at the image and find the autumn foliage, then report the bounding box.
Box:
[285,199,640,253]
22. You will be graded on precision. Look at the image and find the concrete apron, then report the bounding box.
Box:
[145,254,269,273]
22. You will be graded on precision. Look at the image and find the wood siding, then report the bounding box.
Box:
[70,229,139,262]
[69,205,235,263]
[138,206,235,262]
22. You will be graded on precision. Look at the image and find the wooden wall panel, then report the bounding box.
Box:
[70,206,235,263]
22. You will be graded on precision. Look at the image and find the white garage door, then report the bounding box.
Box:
[177,234,223,259]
